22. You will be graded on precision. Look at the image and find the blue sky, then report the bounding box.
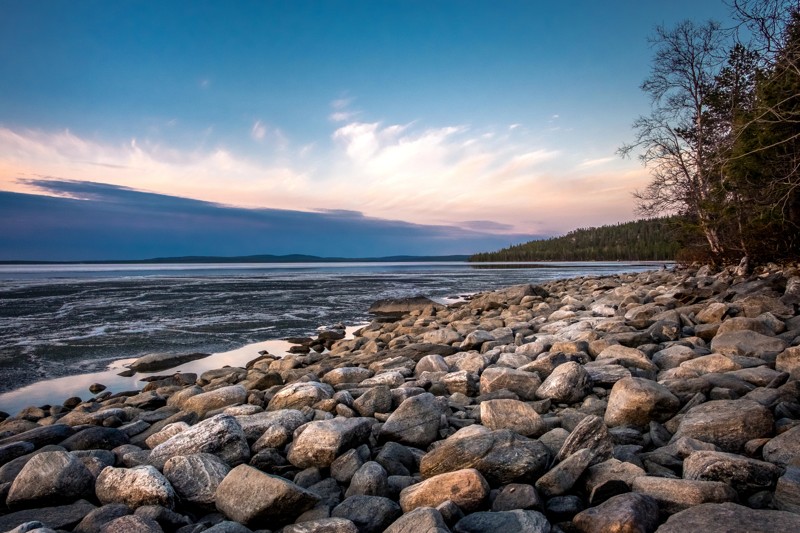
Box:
[0,0,735,259]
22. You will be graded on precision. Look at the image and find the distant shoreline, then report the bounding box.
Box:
[0,253,471,265]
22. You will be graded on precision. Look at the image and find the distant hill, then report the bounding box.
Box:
[0,254,471,265]
[470,217,679,262]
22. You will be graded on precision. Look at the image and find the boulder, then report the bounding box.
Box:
[74,503,131,533]
[331,495,403,533]
[774,466,800,513]
[535,361,592,403]
[369,296,444,315]
[420,429,550,485]
[535,448,593,497]
[288,417,374,468]
[95,466,176,509]
[555,414,613,465]
[162,453,231,508]
[6,451,94,508]
[479,367,541,400]
[479,399,547,437]
[776,346,800,380]
[99,514,162,532]
[763,424,800,467]
[215,464,320,527]
[605,377,680,428]
[0,500,96,532]
[345,461,389,498]
[656,502,800,532]
[670,399,773,453]
[452,510,551,533]
[182,385,247,418]
[283,518,360,533]
[683,450,781,494]
[148,414,249,469]
[235,409,307,443]
[573,492,659,533]
[380,393,442,448]
[61,427,130,451]
[399,468,489,512]
[267,381,334,410]
[632,476,737,515]
[385,507,450,533]
[128,352,210,372]
[0,425,75,448]
[710,331,787,359]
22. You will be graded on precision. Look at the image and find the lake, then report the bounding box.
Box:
[0,261,664,413]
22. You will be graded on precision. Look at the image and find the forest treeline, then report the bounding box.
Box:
[469,217,680,262]
[619,0,800,264]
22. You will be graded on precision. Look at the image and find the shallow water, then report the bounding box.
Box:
[0,261,662,413]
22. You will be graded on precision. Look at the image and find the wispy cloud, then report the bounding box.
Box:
[578,156,616,168]
[251,120,267,141]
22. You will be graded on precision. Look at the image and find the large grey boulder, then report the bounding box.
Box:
[555,414,613,465]
[573,492,659,533]
[385,507,450,533]
[95,465,176,510]
[288,417,374,468]
[683,450,781,494]
[6,451,94,508]
[148,414,249,469]
[535,361,592,403]
[535,448,593,498]
[282,518,360,533]
[128,352,209,372]
[215,464,320,527]
[479,399,547,437]
[399,468,489,512]
[0,500,97,532]
[605,377,680,428]
[267,381,334,410]
[235,409,307,443]
[453,510,551,533]
[420,429,550,485]
[763,424,800,467]
[380,393,442,448]
[656,502,800,532]
[182,385,247,418]
[162,453,231,508]
[479,367,542,400]
[331,495,403,533]
[670,399,773,453]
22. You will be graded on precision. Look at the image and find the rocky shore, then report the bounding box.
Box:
[2,263,800,533]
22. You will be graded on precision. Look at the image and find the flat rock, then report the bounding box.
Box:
[182,385,247,418]
[380,393,442,448]
[632,476,737,515]
[479,367,541,400]
[0,500,97,532]
[369,296,444,315]
[95,465,176,509]
[128,352,210,372]
[148,414,249,469]
[452,510,551,533]
[0,424,75,448]
[288,417,374,468]
[710,331,788,359]
[655,502,800,532]
[162,453,231,508]
[683,450,781,493]
[399,468,489,512]
[605,377,680,428]
[420,429,550,485]
[61,427,131,451]
[6,451,94,509]
[573,492,659,533]
[215,464,320,527]
[670,399,773,453]
[763,424,800,466]
[479,399,547,437]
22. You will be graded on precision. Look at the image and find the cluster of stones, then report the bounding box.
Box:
[2,263,800,533]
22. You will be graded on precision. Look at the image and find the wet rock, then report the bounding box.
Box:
[670,399,773,453]
[420,429,550,485]
[479,399,547,437]
[369,296,444,315]
[399,468,489,512]
[380,393,442,448]
[288,417,373,468]
[129,352,210,372]
[535,361,592,403]
[683,450,781,494]
[162,453,231,508]
[148,414,249,469]
[452,510,550,533]
[182,385,247,418]
[331,495,403,533]
[215,464,320,527]
[655,502,800,532]
[632,476,737,515]
[573,492,659,533]
[6,451,94,508]
[95,465,176,510]
[605,377,680,428]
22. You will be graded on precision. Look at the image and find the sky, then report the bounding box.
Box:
[0,0,736,260]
